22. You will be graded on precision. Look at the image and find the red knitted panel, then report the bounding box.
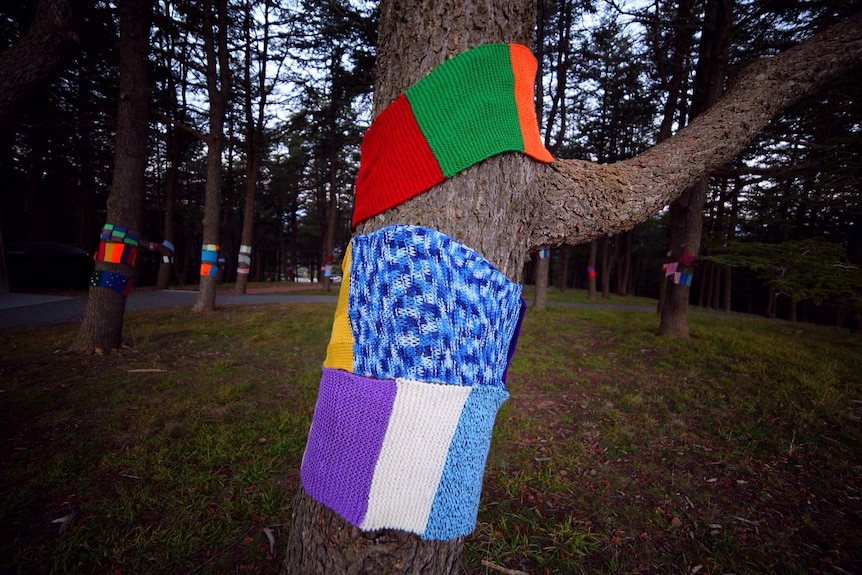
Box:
[352,95,445,226]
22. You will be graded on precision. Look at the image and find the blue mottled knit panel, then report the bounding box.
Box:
[349,225,523,388]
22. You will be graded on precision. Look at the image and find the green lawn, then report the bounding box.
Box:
[1,297,859,574]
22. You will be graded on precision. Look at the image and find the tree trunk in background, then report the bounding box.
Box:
[616,231,631,296]
[659,0,732,337]
[722,265,732,312]
[155,121,183,290]
[533,252,549,310]
[601,236,611,298]
[192,0,230,312]
[235,0,270,295]
[587,239,597,299]
[71,0,152,352]
[557,245,569,291]
[283,0,862,568]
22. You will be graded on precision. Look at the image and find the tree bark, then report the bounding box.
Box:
[286,488,463,575]
[235,0,270,295]
[531,10,862,250]
[192,0,230,312]
[284,1,862,571]
[587,239,597,299]
[600,236,612,298]
[658,0,731,337]
[557,245,569,292]
[0,0,83,131]
[71,0,152,352]
[533,252,549,310]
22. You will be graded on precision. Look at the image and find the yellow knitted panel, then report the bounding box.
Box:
[323,243,354,371]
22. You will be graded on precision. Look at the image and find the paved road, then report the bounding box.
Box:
[0,290,339,331]
[0,289,664,332]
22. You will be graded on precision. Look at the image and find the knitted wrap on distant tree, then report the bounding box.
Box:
[351,43,553,227]
[299,43,551,542]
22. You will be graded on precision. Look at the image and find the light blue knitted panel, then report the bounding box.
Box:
[349,225,523,387]
[422,385,509,540]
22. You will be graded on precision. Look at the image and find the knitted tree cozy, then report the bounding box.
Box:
[351,43,553,226]
[300,43,550,542]
[301,226,524,540]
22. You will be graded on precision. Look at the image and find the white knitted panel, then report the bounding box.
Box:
[360,378,471,533]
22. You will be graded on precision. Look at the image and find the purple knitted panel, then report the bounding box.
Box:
[300,369,397,526]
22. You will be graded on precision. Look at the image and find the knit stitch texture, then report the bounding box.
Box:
[323,225,523,388]
[301,369,509,540]
[351,44,553,226]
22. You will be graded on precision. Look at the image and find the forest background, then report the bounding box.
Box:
[1,0,860,327]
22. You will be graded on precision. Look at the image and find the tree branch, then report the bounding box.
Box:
[530,11,862,249]
[0,0,82,130]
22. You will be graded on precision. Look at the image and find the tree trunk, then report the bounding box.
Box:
[284,2,539,572]
[155,126,181,290]
[557,245,569,291]
[192,0,230,312]
[616,231,631,296]
[286,488,463,575]
[235,0,269,295]
[658,177,707,337]
[658,0,732,337]
[722,265,732,312]
[533,251,549,310]
[600,236,611,298]
[71,0,152,352]
[587,239,597,299]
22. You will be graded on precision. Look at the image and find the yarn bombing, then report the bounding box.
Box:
[324,225,524,388]
[303,225,524,540]
[351,43,553,226]
[301,369,508,540]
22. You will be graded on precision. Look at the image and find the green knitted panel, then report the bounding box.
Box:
[405,44,524,178]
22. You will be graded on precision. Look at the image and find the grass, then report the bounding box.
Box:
[1,293,861,574]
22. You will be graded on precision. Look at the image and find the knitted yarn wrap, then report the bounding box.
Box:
[351,43,553,226]
[301,369,508,540]
[324,225,524,387]
[302,225,525,540]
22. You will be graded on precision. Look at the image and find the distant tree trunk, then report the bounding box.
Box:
[659,0,732,337]
[703,262,712,308]
[616,231,631,296]
[192,0,230,312]
[587,239,597,299]
[601,236,611,298]
[155,142,178,290]
[557,245,569,291]
[71,0,152,352]
[235,0,270,295]
[711,262,721,308]
[722,265,732,312]
[320,157,338,293]
[533,251,549,310]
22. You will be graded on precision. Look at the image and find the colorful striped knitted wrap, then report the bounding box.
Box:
[351,44,553,226]
[301,225,524,540]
